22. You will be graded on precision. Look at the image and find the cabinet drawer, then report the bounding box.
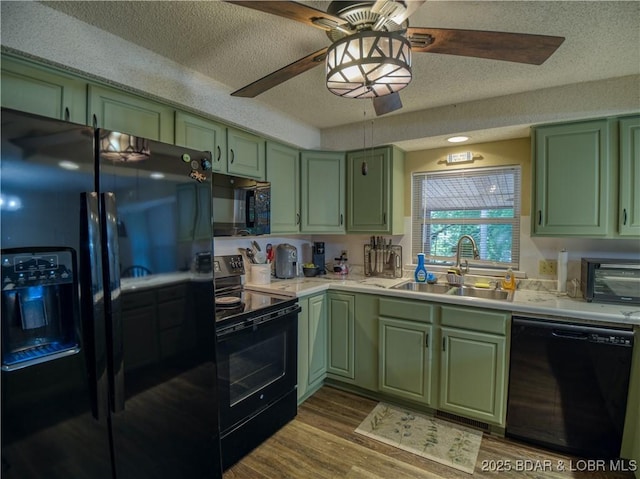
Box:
[379,297,435,323]
[441,305,509,335]
[121,290,156,310]
[157,284,187,302]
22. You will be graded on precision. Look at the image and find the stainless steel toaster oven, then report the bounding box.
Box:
[581,258,640,304]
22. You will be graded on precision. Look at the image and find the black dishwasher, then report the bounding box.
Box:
[507,316,634,458]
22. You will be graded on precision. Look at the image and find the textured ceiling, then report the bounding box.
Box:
[39,1,640,147]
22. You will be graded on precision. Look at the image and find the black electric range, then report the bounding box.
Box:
[213,255,298,334]
[213,254,300,470]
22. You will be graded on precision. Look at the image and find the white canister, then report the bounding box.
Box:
[249,263,271,285]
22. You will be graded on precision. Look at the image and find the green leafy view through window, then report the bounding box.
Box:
[411,166,521,269]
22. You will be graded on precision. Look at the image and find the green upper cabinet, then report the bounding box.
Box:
[300,150,346,233]
[175,111,227,172]
[1,56,87,124]
[618,115,640,236]
[533,119,615,236]
[266,142,300,234]
[347,146,404,234]
[226,127,265,180]
[326,292,355,379]
[88,85,175,143]
[438,305,510,426]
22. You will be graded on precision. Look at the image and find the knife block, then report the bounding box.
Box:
[364,244,402,278]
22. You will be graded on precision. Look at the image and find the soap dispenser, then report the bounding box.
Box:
[502,267,516,291]
[415,253,427,283]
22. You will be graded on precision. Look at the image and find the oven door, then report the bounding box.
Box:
[216,305,299,433]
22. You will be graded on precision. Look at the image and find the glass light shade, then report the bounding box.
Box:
[100,131,150,162]
[326,31,412,99]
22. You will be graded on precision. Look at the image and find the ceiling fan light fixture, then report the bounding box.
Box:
[326,30,412,99]
[100,131,151,162]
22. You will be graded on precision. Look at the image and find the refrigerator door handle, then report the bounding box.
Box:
[80,192,109,422]
[101,192,125,414]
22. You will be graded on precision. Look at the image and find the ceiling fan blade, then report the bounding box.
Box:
[373,92,403,116]
[231,47,328,98]
[392,0,426,25]
[224,1,347,31]
[407,27,565,65]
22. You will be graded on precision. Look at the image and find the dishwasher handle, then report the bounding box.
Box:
[551,329,588,340]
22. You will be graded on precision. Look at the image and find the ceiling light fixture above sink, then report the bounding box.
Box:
[447,135,470,143]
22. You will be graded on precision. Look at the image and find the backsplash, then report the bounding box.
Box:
[213,214,639,287]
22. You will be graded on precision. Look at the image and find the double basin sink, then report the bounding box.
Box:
[391,281,513,301]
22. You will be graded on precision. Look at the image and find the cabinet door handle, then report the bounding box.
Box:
[623,208,628,225]
[425,333,429,348]
[442,337,446,351]
[383,212,386,224]
[64,107,70,122]
[230,149,235,163]
[340,214,343,225]
[216,145,221,162]
[537,210,542,226]
[296,213,300,225]
[92,114,98,129]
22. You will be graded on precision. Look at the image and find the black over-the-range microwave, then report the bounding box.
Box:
[581,258,640,304]
[212,173,270,236]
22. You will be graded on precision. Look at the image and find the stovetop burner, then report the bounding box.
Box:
[213,254,298,327]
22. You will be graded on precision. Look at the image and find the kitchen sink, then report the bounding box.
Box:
[391,282,452,294]
[448,285,513,301]
[391,281,513,301]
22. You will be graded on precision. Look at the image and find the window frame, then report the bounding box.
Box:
[411,165,521,270]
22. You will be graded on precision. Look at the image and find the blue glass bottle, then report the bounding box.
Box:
[415,253,427,283]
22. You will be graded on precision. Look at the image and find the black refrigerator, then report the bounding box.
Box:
[0,108,223,478]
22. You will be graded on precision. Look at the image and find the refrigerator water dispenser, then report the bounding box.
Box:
[1,248,80,371]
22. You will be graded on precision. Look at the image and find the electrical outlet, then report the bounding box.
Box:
[538,260,557,275]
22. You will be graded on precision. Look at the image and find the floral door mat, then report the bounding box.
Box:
[355,403,482,474]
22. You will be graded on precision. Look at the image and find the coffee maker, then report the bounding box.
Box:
[312,242,326,275]
[275,243,297,279]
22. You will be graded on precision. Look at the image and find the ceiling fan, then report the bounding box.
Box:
[226,1,565,115]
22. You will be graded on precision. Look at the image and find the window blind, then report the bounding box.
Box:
[411,166,521,269]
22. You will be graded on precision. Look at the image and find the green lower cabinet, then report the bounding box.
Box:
[379,317,434,405]
[327,292,355,379]
[353,294,379,392]
[438,305,510,426]
[377,297,437,405]
[297,293,327,403]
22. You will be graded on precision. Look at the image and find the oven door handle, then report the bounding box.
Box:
[217,304,301,339]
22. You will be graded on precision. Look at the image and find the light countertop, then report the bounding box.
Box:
[119,271,640,327]
[246,273,640,327]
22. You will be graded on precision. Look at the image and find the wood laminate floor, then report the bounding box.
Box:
[224,386,635,479]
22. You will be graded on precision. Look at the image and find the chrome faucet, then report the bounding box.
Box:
[455,235,480,274]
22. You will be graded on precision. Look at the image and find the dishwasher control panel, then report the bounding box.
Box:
[589,333,633,346]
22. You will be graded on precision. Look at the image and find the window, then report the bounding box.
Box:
[411,166,521,269]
